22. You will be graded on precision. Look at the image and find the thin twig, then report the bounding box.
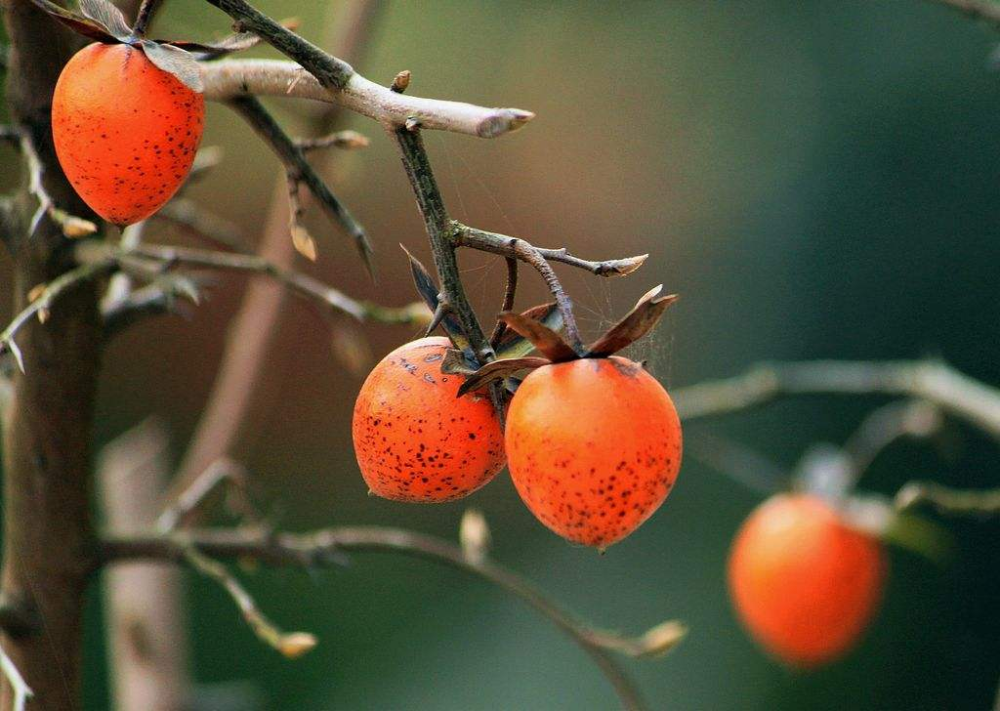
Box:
[100,243,425,324]
[842,400,943,480]
[1,259,117,372]
[457,225,648,277]
[156,458,259,533]
[156,198,246,253]
[0,644,32,711]
[226,95,372,271]
[489,257,518,347]
[101,275,204,338]
[19,127,97,239]
[924,0,1000,27]
[673,360,1000,439]
[178,541,317,659]
[896,482,1000,517]
[295,129,369,152]
[100,526,685,711]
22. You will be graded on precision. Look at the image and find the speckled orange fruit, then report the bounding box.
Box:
[728,494,886,668]
[352,337,505,502]
[505,357,682,548]
[52,43,205,226]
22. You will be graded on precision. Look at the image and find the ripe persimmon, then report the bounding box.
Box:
[353,337,505,502]
[52,43,205,226]
[505,356,683,548]
[727,494,886,667]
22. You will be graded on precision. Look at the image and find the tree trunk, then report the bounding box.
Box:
[1,3,101,709]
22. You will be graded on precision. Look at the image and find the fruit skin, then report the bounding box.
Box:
[52,43,205,226]
[352,337,505,503]
[728,494,886,668]
[505,357,682,548]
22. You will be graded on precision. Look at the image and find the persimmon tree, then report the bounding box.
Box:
[1,1,998,710]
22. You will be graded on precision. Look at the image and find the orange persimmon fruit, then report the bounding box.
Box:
[52,42,205,226]
[505,356,683,549]
[727,494,886,667]
[352,337,506,502]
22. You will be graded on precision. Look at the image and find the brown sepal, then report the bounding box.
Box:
[585,285,679,357]
[457,356,551,397]
[499,311,579,362]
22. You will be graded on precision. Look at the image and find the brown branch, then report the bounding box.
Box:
[178,541,317,659]
[924,0,1000,27]
[673,360,1000,439]
[489,257,518,347]
[295,129,369,152]
[167,0,381,522]
[18,126,97,240]
[395,128,494,363]
[1,259,117,372]
[457,225,648,277]
[99,526,686,711]
[225,95,372,270]
[156,458,259,533]
[1,2,105,705]
[200,57,533,138]
[114,243,425,324]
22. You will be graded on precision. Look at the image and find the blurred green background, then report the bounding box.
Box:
[3,0,1000,709]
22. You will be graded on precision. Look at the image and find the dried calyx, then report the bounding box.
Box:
[404,245,678,396]
[27,0,267,92]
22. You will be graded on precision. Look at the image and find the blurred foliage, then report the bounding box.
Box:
[2,0,1000,709]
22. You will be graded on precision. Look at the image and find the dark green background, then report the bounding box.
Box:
[2,1,999,708]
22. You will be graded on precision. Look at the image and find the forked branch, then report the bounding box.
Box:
[99,525,685,711]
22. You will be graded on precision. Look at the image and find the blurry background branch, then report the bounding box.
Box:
[925,0,1000,27]
[99,521,684,711]
[674,360,1000,438]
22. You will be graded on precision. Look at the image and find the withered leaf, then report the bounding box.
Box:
[499,312,578,362]
[162,32,262,61]
[586,284,679,357]
[140,40,205,93]
[78,0,131,41]
[457,356,551,397]
[493,302,564,359]
[26,0,121,43]
[400,244,470,352]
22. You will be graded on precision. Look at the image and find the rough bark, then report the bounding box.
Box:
[0,3,101,709]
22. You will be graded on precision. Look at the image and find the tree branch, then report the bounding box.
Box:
[456,225,649,277]
[123,243,425,323]
[489,257,518,347]
[896,482,1000,516]
[673,360,1000,439]
[395,128,494,362]
[18,126,97,240]
[99,525,685,711]
[1,259,117,372]
[178,541,317,659]
[200,58,534,138]
[226,95,373,270]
